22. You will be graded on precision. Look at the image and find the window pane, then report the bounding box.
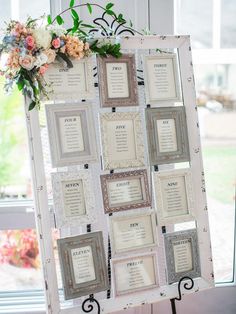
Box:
[0,229,43,290]
[19,0,50,21]
[221,0,236,48]
[195,63,236,282]
[175,0,213,48]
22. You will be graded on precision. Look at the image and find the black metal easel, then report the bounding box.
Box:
[170,276,194,314]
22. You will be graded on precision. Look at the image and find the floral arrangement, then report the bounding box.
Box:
[0,2,138,110]
[0,229,40,268]
[0,19,91,110]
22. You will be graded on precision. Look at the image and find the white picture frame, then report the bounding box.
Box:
[153,168,195,225]
[45,102,98,167]
[51,170,96,228]
[112,253,159,296]
[143,53,181,104]
[100,112,145,170]
[109,210,158,255]
[42,57,95,101]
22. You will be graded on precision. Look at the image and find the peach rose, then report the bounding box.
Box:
[19,55,35,70]
[44,49,56,63]
[39,64,49,75]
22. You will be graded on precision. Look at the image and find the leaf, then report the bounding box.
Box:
[106,3,114,10]
[17,80,25,91]
[56,15,64,25]
[71,9,79,20]
[81,23,94,29]
[129,19,133,27]
[29,101,36,111]
[87,3,92,14]
[72,18,79,32]
[117,13,126,23]
[47,14,52,25]
[106,9,116,17]
[70,0,75,8]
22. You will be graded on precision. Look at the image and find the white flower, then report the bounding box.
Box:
[34,53,48,68]
[32,28,52,49]
[47,24,66,37]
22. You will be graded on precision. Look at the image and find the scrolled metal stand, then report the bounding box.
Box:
[82,295,101,314]
[170,276,194,314]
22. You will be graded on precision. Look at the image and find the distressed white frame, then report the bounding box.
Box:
[100,112,145,170]
[25,35,214,314]
[42,57,95,101]
[46,102,98,167]
[111,252,159,297]
[143,53,181,104]
[51,170,96,229]
[109,210,158,255]
[153,168,195,225]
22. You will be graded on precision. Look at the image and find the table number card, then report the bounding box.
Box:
[153,169,195,225]
[101,169,151,213]
[100,112,145,170]
[112,253,158,296]
[146,106,190,165]
[58,231,109,300]
[109,211,157,255]
[143,53,181,104]
[42,57,94,101]
[46,102,98,167]
[164,229,201,284]
[51,170,96,228]
[97,54,138,107]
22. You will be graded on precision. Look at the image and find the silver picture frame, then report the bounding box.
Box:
[164,229,201,284]
[145,106,190,165]
[57,231,109,300]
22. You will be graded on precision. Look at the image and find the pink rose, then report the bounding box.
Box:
[52,38,61,49]
[39,64,49,75]
[19,55,35,70]
[25,35,35,50]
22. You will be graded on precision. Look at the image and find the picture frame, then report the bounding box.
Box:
[51,170,96,228]
[153,168,195,225]
[112,253,159,296]
[97,53,138,107]
[101,169,151,213]
[57,231,109,300]
[45,102,98,167]
[42,57,95,101]
[109,210,157,255]
[100,112,145,170]
[145,106,190,165]
[164,229,201,284]
[143,53,181,104]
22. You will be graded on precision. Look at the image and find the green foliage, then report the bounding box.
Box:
[56,15,64,25]
[70,0,75,8]
[90,40,122,58]
[87,3,92,14]
[47,14,52,25]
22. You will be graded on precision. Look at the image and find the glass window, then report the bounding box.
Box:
[221,0,236,48]
[195,63,236,283]
[175,0,213,48]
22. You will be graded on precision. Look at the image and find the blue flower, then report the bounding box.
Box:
[3,35,16,45]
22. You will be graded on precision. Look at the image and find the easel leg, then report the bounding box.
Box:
[170,298,177,314]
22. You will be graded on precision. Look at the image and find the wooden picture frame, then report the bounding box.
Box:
[109,210,157,255]
[45,102,98,167]
[112,253,159,296]
[143,53,181,104]
[100,112,145,170]
[97,53,138,107]
[57,231,109,300]
[146,106,190,165]
[42,57,95,101]
[164,229,201,284]
[101,169,151,213]
[153,168,195,225]
[51,170,96,228]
